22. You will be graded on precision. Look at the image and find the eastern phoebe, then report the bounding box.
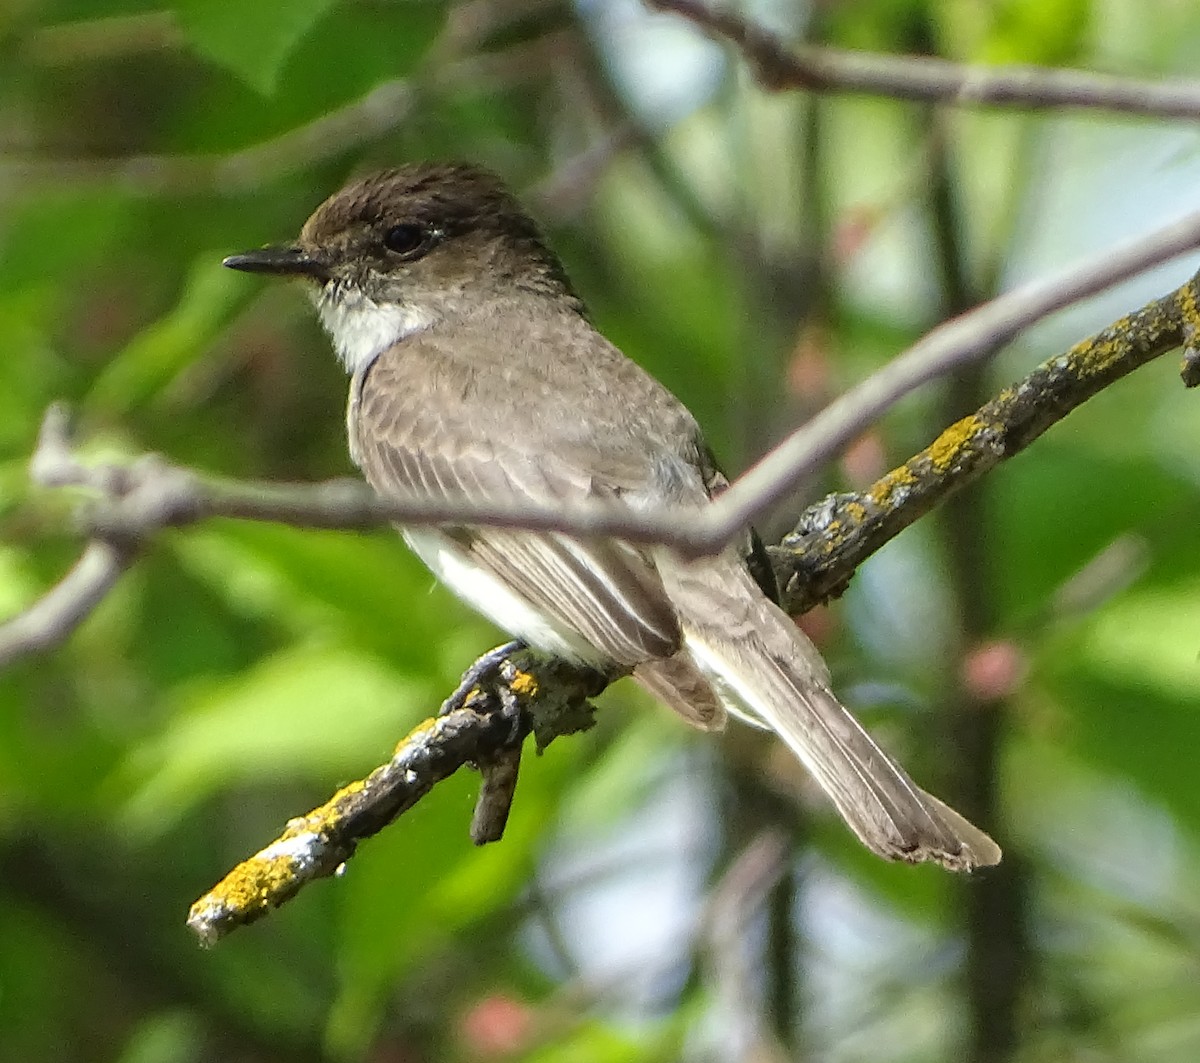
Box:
[224,163,1000,871]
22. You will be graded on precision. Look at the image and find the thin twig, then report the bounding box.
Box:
[21,12,186,65]
[648,0,1200,120]
[703,831,791,1063]
[715,209,1200,552]
[39,216,1200,563]
[0,540,134,669]
[0,405,140,667]
[9,246,1200,672]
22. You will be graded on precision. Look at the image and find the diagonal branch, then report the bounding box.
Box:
[647,0,1200,120]
[8,210,1200,565]
[7,240,1200,945]
[0,539,134,669]
[0,78,414,199]
[711,209,1200,547]
[774,271,1200,612]
[5,243,1200,673]
[187,647,604,945]
[181,264,1200,942]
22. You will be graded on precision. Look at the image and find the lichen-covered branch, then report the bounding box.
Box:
[185,267,1200,942]
[7,235,1200,676]
[9,270,1200,944]
[773,272,1200,613]
[187,647,605,946]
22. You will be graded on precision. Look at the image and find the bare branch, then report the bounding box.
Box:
[0,540,134,669]
[21,12,186,65]
[0,406,140,668]
[703,831,791,1063]
[27,215,1200,569]
[10,222,1199,673]
[648,0,1200,119]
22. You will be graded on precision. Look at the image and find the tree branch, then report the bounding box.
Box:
[5,208,1196,574]
[717,209,1200,549]
[0,540,134,669]
[0,406,140,668]
[6,231,1200,943]
[647,0,1200,120]
[7,226,1200,675]
[187,647,604,945]
[774,270,1200,612]
[0,78,414,198]
[178,259,1199,942]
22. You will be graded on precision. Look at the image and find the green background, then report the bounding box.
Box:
[3,1,1200,1060]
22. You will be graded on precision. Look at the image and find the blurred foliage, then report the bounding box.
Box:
[3,0,1200,1061]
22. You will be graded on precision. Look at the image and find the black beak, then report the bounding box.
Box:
[222,244,327,280]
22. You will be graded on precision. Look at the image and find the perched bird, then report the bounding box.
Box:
[224,163,1000,871]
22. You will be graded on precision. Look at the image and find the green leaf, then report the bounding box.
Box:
[171,523,476,671]
[114,1012,203,1063]
[115,644,434,834]
[173,0,336,95]
[1038,583,1200,836]
[990,442,1188,626]
[524,1019,680,1063]
[1075,582,1200,701]
[163,2,448,154]
[85,253,253,414]
[0,544,41,619]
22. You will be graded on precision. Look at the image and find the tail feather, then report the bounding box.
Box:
[633,655,727,731]
[657,552,1001,871]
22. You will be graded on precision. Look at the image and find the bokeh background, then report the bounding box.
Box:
[4,1,1200,1061]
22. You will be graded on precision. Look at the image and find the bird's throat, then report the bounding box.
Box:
[314,285,435,374]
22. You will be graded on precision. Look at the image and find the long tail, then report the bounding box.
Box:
[656,552,1001,871]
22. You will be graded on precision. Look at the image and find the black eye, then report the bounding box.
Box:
[383,223,429,258]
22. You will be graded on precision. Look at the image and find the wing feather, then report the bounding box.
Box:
[351,346,683,666]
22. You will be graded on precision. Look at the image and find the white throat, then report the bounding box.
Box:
[313,284,435,374]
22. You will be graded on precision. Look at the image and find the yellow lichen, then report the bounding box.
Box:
[394,716,438,754]
[927,415,980,471]
[1078,337,1123,375]
[867,464,917,506]
[509,669,539,698]
[327,778,367,805]
[200,852,295,914]
[1179,281,1200,332]
[303,779,368,831]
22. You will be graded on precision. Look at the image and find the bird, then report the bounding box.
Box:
[223,162,1000,871]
